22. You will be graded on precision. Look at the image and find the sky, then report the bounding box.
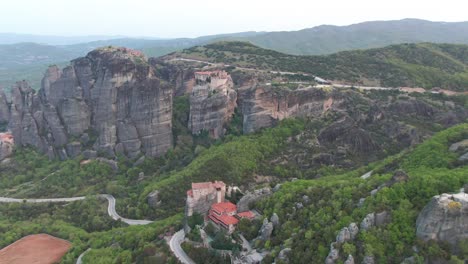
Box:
[1,0,467,38]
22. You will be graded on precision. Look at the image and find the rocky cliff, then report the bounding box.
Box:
[0,90,8,125]
[416,192,468,245]
[189,71,237,138]
[241,85,337,134]
[9,47,173,159]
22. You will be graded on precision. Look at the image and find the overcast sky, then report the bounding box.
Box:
[1,0,467,38]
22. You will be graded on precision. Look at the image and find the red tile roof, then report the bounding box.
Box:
[211,202,237,214]
[237,211,255,219]
[218,214,239,225]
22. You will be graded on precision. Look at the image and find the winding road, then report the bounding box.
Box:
[169,230,195,264]
[0,194,194,264]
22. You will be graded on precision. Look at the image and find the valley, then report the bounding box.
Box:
[0,22,467,264]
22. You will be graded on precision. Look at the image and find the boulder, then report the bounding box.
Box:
[302,195,310,204]
[258,218,274,241]
[336,227,351,244]
[449,139,468,152]
[296,202,304,209]
[416,192,468,245]
[277,248,291,262]
[147,190,161,208]
[360,213,375,231]
[458,152,468,162]
[270,213,280,228]
[348,223,359,240]
[325,243,339,264]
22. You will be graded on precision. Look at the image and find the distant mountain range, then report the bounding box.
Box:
[2,18,468,90]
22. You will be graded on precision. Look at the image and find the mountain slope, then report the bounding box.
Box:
[245,19,468,55]
[171,41,468,91]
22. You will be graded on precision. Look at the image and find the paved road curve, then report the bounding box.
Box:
[0,195,152,225]
[98,194,153,225]
[169,230,195,264]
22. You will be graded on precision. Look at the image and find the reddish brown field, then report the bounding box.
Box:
[0,234,72,264]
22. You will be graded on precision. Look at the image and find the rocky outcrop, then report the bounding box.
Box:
[344,255,355,264]
[9,47,173,159]
[360,213,376,231]
[318,116,379,154]
[237,187,272,212]
[416,192,468,245]
[270,213,280,228]
[0,90,9,124]
[277,248,292,262]
[325,243,339,264]
[189,71,236,138]
[258,218,274,241]
[149,58,196,96]
[241,86,334,134]
[147,190,161,208]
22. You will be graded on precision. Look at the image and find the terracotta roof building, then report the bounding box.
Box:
[208,202,239,233]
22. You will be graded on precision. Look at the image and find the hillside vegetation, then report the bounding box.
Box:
[175,41,468,91]
[257,124,468,263]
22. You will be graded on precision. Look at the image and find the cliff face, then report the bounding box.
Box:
[189,71,237,138]
[9,47,173,159]
[241,86,338,134]
[0,90,9,124]
[416,192,468,245]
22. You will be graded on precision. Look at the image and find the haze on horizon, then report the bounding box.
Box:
[2,0,467,39]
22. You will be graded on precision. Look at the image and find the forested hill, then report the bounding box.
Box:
[171,41,468,91]
[243,19,468,55]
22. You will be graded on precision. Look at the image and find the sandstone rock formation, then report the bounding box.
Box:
[416,192,468,245]
[189,71,236,138]
[241,85,334,134]
[9,47,173,159]
[0,90,9,124]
